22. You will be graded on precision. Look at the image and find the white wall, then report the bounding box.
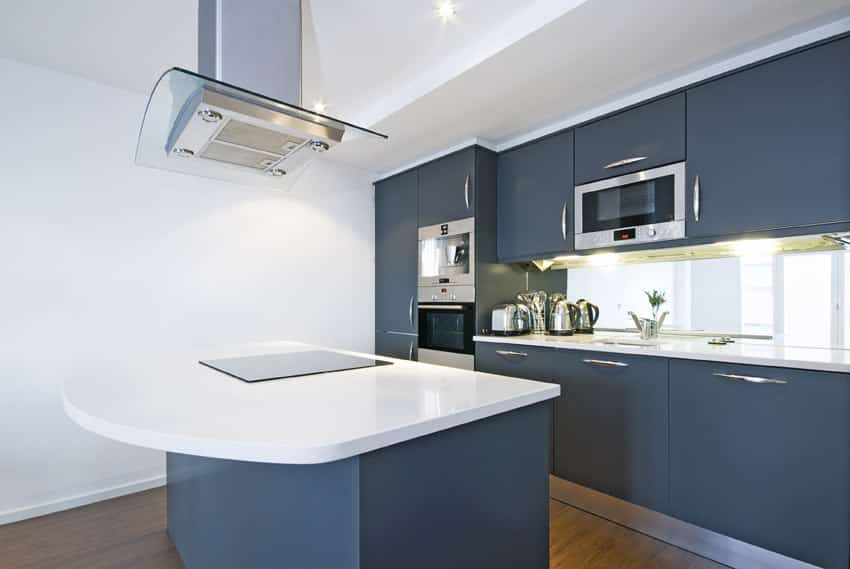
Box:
[0,58,375,522]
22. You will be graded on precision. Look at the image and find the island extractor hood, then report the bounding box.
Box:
[135,0,387,187]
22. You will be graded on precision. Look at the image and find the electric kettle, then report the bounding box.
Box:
[574,299,600,334]
[549,298,579,336]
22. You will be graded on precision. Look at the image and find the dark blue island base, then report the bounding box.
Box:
[167,402,551,569]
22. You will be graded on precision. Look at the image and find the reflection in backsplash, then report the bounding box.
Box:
[564,250,850,349]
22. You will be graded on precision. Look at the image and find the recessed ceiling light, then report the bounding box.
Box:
[436,1,456,22]
[312,101,327,113]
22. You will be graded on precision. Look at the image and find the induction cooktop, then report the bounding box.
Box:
[199,350,392,383]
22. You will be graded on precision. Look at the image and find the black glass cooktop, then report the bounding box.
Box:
[199,350,392,383]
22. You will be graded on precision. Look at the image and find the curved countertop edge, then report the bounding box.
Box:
[474,335,850,374]
[63,382,560,465]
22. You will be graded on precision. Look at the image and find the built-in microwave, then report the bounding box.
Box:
[574,162,686,250]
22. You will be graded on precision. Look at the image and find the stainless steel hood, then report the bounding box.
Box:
[135,0,386,187]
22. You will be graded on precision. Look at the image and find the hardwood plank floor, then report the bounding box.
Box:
[0,488,727,568]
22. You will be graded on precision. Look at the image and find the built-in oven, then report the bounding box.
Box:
[574,161,686,250]
[417,295,475,371]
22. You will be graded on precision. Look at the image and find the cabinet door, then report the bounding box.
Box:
[418,147,476,226]
[575,94,685,185]
[669,360,850,569]
[476,342,562,472]
[686,37,850,238]
[497,131,574,262]
[556,351,669,512]
[375,171,418,333]
[375,331,417,360]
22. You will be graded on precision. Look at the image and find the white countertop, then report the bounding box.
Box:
[63,342,560,465]
[474,333,850,374]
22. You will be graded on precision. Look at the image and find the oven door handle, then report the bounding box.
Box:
[418,304,465,310]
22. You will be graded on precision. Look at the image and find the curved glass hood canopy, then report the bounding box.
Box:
[135,67,388,188]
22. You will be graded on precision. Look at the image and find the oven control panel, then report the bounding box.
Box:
[418,285,475,303]
[575,220,685,250]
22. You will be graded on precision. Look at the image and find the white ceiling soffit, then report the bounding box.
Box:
[326,0,850,178]
[302,0,589,124]
[0,0,197,94]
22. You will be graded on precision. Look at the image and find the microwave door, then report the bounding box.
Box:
[574,162,686,250]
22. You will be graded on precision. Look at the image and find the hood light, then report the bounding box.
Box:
[198,108,223,123]
[310,140,330,153]
[268,168,286,177]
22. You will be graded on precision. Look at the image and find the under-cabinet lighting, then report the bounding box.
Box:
[532,233,848,271]
[725,239,778,257]
[312,100,327,113]
[589,253,618,266]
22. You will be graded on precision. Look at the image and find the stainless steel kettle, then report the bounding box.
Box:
[549,298,579,336]
[574,299,600,334]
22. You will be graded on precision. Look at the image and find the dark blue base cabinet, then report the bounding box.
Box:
[167,402,550,569]
[477,342,850,568]
[669,360,850,569]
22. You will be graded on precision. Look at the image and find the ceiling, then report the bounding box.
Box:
[2,0,849,177]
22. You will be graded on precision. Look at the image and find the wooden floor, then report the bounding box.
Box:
[0,488,727,569]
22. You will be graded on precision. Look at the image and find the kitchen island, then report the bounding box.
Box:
[63,342,560,569]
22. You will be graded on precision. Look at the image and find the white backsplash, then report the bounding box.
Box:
[566,250,850,349]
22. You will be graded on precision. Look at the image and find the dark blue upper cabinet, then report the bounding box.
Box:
[375,170,418,334]
[555,351,669,513]
[574,94,685,185]
[669,360,850,569]
[418,147,476,226]
[497,131,575,262]
[686,37,850,238]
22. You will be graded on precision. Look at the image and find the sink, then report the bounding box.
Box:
[591,338,661,347]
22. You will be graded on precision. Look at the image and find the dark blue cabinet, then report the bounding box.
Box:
[475,342,562,471]
[669,360,850,569]
[686,36,850,238]
[497,131,574,262]
[418,147,475,226]
[375,170,418,336]
[375,331,416,360]
[575,94,685,185]
[555,351,669,512]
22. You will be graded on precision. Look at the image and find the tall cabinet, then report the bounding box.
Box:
[375,170,418,360]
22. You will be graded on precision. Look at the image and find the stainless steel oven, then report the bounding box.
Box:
[417,287,475,371]
[574,162,686,250]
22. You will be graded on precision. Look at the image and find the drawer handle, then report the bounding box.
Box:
[604,156,647,169]
[496,350,528,358]
[464,174,470,209]
[713,372,788,385]
[582,358,629,368]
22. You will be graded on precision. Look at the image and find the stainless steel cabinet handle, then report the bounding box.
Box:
[408,296,414,328]
[693,175,701,223]
[464,174,470,209]
[408,340,414,360]
[561,200,568,241]
[713,372,788,385]
[419,304,464,310]
[582,358,629,368]
[496,350,528,358]
[604,156,647,169]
